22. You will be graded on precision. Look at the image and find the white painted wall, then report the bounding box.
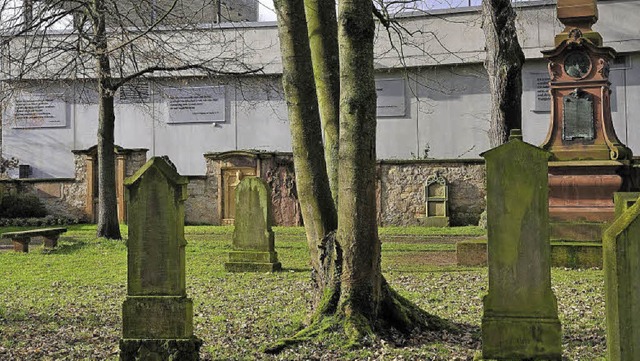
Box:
[3,0,640,178]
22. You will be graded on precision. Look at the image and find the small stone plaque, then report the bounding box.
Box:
[563,90,594,141]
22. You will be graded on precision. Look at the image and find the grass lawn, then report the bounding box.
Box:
[0,225,605,360]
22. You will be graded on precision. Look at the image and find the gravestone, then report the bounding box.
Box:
[224,177,281,272]
[481,131,562,360]
[603,193,640,361]
[120,157,201,361]
[542,0,632,268]
[423,172,449,227]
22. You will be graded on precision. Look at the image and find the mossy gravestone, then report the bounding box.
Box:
[120,157,201,361]
[603,193,640,361]
[224,177,281,272]
[481,131,562,360]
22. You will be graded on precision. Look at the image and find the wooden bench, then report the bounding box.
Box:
[1,227,67,253]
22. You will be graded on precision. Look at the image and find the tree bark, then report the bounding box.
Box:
[482,0,525,147]
[94,0,122,240]
[273,0,338,295]
[336,0,381,321]
[267,1,448,354]
[304,0,340,208]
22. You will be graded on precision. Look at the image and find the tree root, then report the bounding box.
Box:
[264,280,454,355]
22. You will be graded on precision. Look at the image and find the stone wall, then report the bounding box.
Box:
[377,159,486,226]
[2,152,486,226]
[185,176,217,225]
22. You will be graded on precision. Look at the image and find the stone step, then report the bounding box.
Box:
[456,239,602,268]
[550,222,606,242]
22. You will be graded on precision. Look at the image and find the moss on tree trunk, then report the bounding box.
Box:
[269,0,450,353]
[304,0,340,208]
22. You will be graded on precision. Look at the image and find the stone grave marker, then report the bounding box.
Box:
[119,156,201,361]
[481,130,562,360]
[603,193,640,361]
[224,176,281,272]
[423,172,449,227]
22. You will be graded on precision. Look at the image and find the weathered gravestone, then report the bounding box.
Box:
[423,172,449,227]
[603,193,640,361]
[224,176,281,272]
[481,131,562,360]
[120,157,201,361]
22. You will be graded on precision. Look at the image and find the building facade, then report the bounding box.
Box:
[1,0,639,225]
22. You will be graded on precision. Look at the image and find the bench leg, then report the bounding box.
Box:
[12,237,30,253]
[43,235,60,249]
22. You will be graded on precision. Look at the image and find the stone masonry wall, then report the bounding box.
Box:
[2,154,486,226]
[185,176,217,225]
[377,159,486,226]
[0,154,88,220]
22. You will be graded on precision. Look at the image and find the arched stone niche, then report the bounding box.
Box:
[204,151,301,226]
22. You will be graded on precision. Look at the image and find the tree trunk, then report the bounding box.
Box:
[273,0,338,296]
[267,1,448,353]
[94,0,122,240]
[336,0,381,322]
[304,0,340,208]
[482,0,525,147]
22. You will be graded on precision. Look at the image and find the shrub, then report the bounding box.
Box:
[0,194,47,218]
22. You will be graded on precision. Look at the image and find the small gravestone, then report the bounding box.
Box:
[120,157,201,361]
[224,177,281,272]
[423,172,449,227]
[603,193,640,361]
[481,130,562,360]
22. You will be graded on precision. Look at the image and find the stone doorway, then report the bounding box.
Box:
[73,146,147,223]
[221,167,256,224]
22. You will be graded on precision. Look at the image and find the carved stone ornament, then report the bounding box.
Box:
[568,28,583,42]
[597,58,610,78]
[549,61,562,81]
[426,171,446,187]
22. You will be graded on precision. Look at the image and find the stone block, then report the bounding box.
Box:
[456,239,487,266]
[421,216,449,228]
[12,238,29,253]
[551,242,602,268]
[603,195,640,361]
[123,297,193,339]
[457,240,603,268]
[120,338,202,361]
[227,250,279,263]
[224,261,282,273]
[482,316,562,360]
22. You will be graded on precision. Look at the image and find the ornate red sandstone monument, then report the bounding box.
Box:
[542,0,633,266]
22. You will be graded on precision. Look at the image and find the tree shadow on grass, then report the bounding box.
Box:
[379,319,481,352]
[44,239,89,255]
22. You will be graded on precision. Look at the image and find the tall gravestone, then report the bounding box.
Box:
[603,193,640,361]
[541,0,632,268]
[120,157,201,361]
[224,177,281,272]
[481,131,562,360]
